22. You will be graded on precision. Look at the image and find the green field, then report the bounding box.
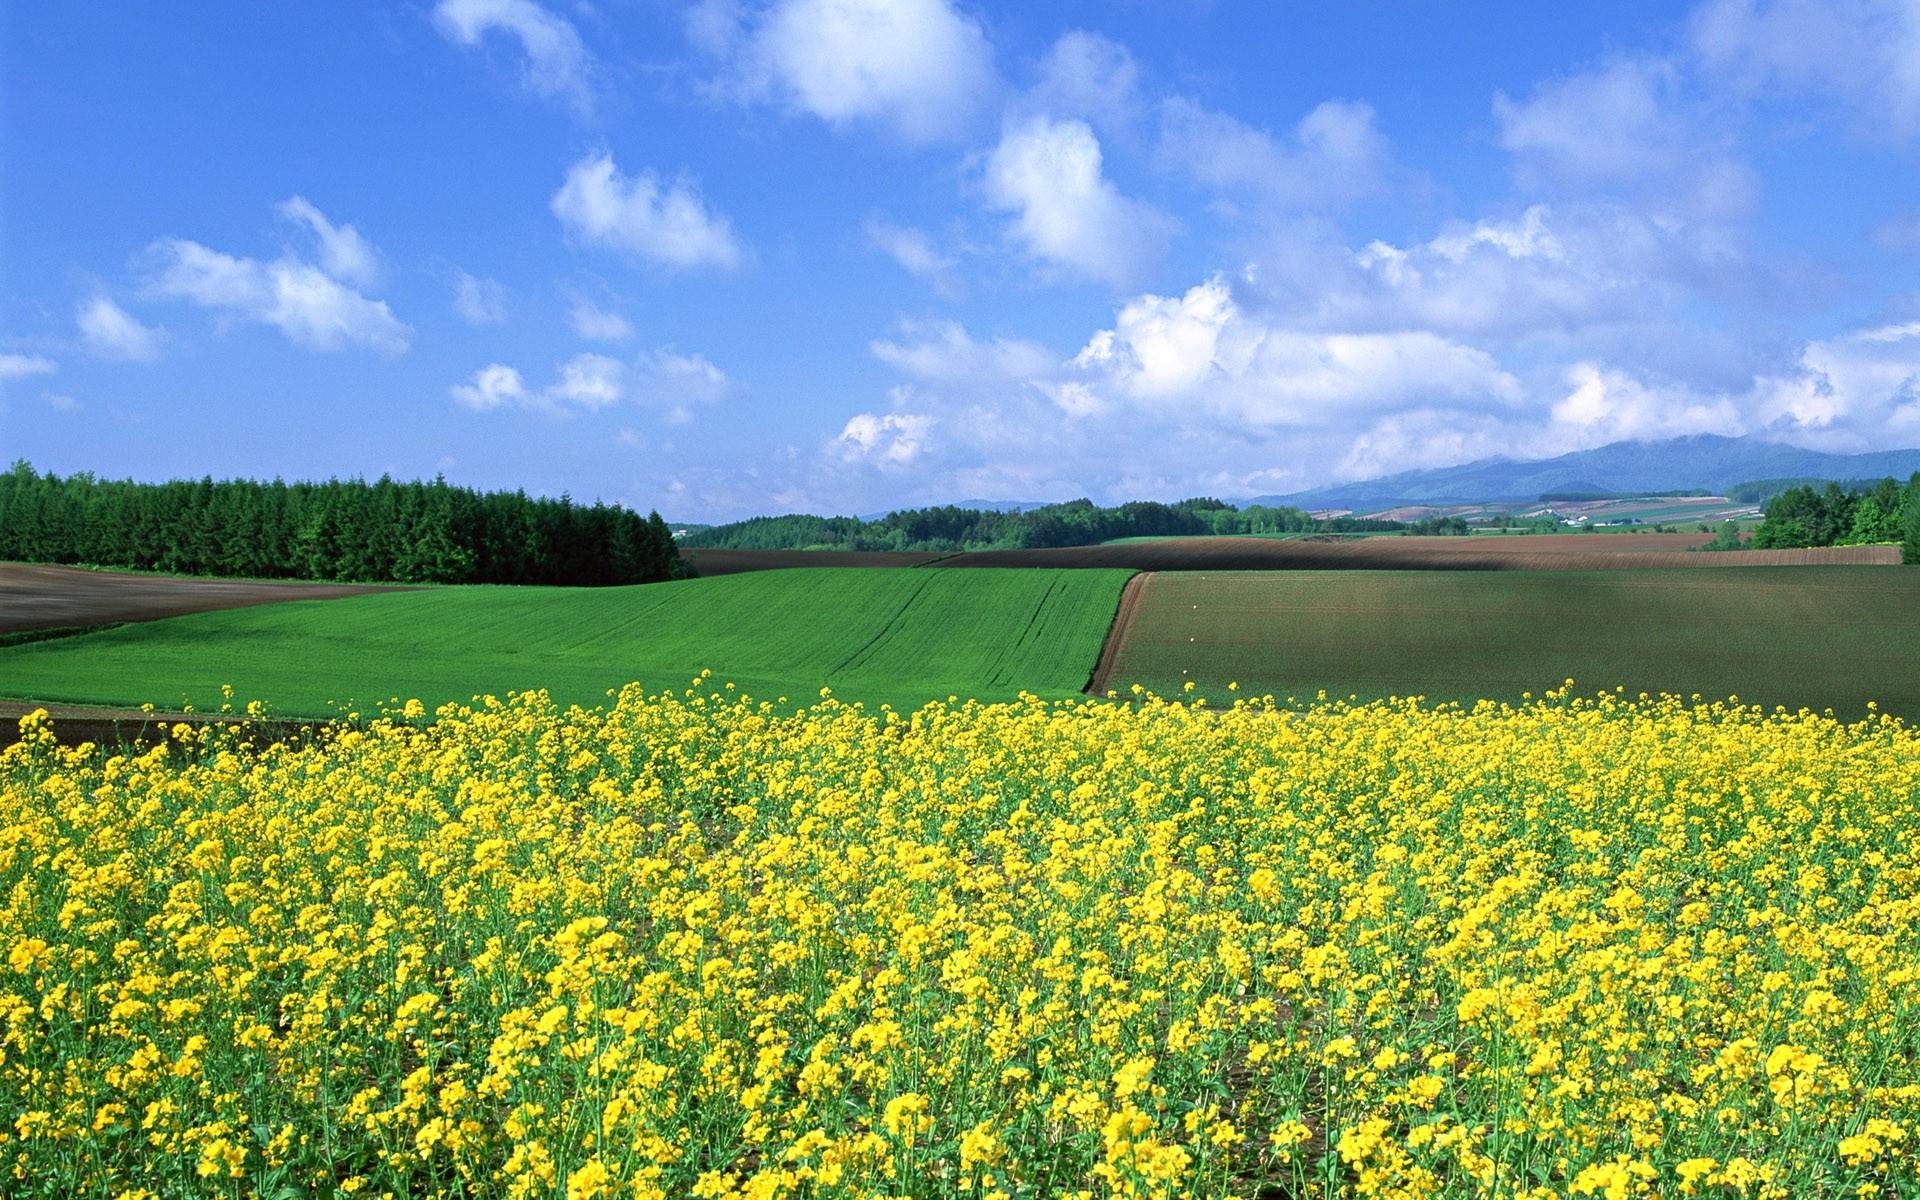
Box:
[0,567,1132,717]
[1104,567,1920,718]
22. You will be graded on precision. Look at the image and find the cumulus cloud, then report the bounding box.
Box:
[0,353,57,382]
[1749,320,1920,442]
[278,197,381,287]
[1157,97,1392,207]
[690,0,997,142]
[837,407,934,465]
[448,362,531,411]
[142,237,411,354]
[453,271,508,325]
[450,348,739,418]
[1691,0,1920,138]
[552,152,743,269]
[985,116,1173,287]
[1065,275,1524,426]
[570,298,634,342]
[433,0,593,113]
[77,297,164,361]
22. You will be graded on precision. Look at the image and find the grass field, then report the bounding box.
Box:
[0,567,1131,717]
[1099,566,1920,718]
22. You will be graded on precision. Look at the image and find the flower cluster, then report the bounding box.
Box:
[2,682,1917,1197]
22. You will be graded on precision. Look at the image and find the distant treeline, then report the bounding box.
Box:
[1746,474,1920,561]
[0,462,686,586]
[682,497,1410,552]
[1726,477,1884,505]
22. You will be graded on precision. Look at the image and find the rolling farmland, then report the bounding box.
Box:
[0,567,1131,718]
[0,562,407,634]
[1095,566,1920,718]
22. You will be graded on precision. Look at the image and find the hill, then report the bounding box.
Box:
[1254,435,1920,511]
[0,568,1131,717]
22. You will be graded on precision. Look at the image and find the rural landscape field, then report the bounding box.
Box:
[11,3,1920,1197]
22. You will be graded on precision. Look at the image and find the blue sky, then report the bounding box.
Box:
[4,1,1919,520]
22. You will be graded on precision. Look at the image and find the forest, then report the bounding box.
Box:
[680,497,1410,552]
[1748,474,1920,562]
[0,462,686,586]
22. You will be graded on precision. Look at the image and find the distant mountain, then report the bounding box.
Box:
[1252,435,1920,511]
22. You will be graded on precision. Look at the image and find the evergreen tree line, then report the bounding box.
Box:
[1748,474,1920,563]
[0,462,686,586]
[681,497,1410,552]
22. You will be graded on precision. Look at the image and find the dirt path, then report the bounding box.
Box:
[1086,571,1154,695]
[0,563,410,634]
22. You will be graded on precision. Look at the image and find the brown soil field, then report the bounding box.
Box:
[0,699,323,750]
[683,548,953,575]
[931,536,1900,571]
[0,563,408,635]
[1086,571,1154,695]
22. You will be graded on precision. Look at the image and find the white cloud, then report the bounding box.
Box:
[985,116,1173,287]
[277,196,380,287]
[1549,362,1743,443]
[0,353,56,382]
[1492,59,1753,221]
[864,217,957,285]
[77,297,164,362]
[551,152,743,269]
[142,237,411,354]
[1027,31,1140,136]
[869,319,1052,382]
[451,348,740,415]
[837,408,934,465]
[1749,320,1920,440]
[692,0,997,143]
[433,0,593,113]
[1691,0,1920,138]
[1067,275,1524,426]
[570,298,634,342]
[449,362,531,411]
[1158,97,1392,207]
[453,272,508,325]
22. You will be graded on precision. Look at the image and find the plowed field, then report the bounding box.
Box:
[0,563,407,634]
[937,535,1900,571]
[1093,566,1920,718]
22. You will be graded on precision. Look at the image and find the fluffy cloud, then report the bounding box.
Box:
[1066,276,1524,426]
[451,348,739,419]
[837,407,934,465]
[1157,97,1392,207]
[985,116,1173,287]
[552,153,743,270]
[448,362,531,410]
[278,196,380,287]
[142,237,411,354]
[77,297,164,362]
[1749,320,1920,442]
[1691,0,1920,137]
[691,0,997,143]
[433,0,592,113]
[570,298,634,342]
[0,353,56,382]
[450,271,508,325]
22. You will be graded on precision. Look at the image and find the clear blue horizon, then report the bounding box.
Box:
[5,1,1920,521]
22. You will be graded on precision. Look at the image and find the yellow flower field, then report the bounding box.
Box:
[3,682,1918,1198]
